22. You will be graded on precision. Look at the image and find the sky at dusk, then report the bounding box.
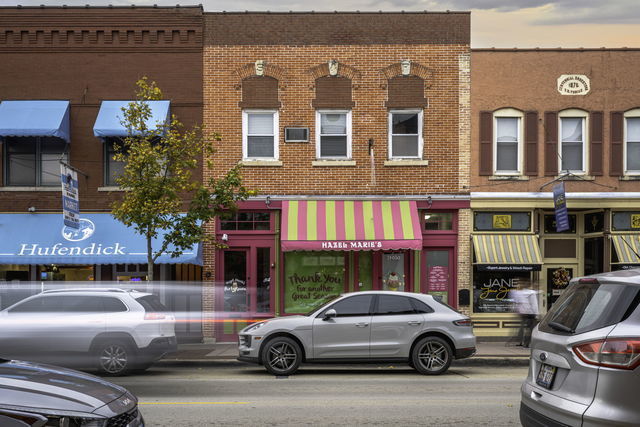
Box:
[2,0,638,48]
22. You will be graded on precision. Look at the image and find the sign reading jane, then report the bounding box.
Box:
[0,213,200,265]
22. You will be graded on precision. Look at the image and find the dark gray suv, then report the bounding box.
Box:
[521,269,640,426]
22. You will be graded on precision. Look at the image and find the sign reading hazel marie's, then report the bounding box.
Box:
[0,213,201,265]
[320,240,384,250]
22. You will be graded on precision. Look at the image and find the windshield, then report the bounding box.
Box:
[304,294,341,316]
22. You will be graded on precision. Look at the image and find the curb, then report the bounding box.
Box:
[157,356,531,367]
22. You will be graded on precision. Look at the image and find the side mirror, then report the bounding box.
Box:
[323,308,337,321]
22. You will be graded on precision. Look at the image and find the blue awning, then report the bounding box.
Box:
[0,100,70,142]
[0,213,201,265]
[93,100,170,138]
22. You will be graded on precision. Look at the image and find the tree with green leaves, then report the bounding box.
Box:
[111,77,252,281]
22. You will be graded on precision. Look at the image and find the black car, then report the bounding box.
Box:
[0,357,144,426]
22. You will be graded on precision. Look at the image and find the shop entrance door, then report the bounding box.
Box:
[544,264,577,309]
[217,249,249,342]
[216,247,273,342]
[422,248,454,306]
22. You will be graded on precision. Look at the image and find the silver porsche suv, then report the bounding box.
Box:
[521,269,640,426]
[238,291,476,375]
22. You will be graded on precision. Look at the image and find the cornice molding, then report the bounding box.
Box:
[0,9,203,50]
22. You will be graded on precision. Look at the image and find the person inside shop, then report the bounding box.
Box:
[510,280,540,348]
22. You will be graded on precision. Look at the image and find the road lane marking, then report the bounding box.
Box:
[140,402,249,405]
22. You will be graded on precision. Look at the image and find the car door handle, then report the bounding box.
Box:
[355,322,369,328]
[407,321,422,326]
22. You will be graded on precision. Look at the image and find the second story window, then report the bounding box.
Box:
[559,111,587,174]
[243,110,278,160]
[104,138,126,187]
[625,111,640,174]
[316,111,351,159]
[389,110,423,159]
[5,137,67,187]
[494,109,522,175]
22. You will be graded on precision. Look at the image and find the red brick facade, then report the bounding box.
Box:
[0,7,203,212]
[203,12,471,339]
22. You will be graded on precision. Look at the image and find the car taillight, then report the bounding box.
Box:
[578,278,600,285]
[573,338,640,370]
[453,318,473,327]
[144,312,166,320]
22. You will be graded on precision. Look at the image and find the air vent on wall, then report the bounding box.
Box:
[285,127,309,142]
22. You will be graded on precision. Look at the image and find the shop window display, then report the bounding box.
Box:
[473,270,531,313]
[284,252,345,314]
[382,253,405,291]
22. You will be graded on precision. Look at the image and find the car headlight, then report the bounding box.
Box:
[0,410,108,427]
[244,321,268,333]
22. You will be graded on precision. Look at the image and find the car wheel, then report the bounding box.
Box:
[262,336,302,376]
[411,336,452,375]
[96,340,134,376]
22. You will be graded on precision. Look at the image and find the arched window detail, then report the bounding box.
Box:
[238,76,281,109]
[493,108,524,175]
[385,75,427,109]
[312,76,354,109]
[624,108,640,175]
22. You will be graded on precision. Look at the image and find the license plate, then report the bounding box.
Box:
[536,363,557,389]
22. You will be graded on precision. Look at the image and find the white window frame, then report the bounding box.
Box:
[388,109,423,160]
[558,109,588,175]
[624,109,640,175]
[315,110,352,160]
[242,110,279,161]
[493,108,524,175]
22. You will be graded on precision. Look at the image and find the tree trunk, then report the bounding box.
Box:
[147,234,154,282]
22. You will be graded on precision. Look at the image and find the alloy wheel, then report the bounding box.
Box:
[99,344,128,374]
[267,342,298,371]
[417,341,449,372]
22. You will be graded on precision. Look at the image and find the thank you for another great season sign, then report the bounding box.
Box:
[553,182,569,232]
[60,163,80,229]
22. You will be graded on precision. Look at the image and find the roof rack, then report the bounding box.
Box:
[41,288,130,294]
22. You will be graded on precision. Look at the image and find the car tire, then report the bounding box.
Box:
[262,336,302,376]
[411,336,453,375]
[95,340,135,376]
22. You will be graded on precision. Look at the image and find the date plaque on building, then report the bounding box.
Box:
[557,74,590,95]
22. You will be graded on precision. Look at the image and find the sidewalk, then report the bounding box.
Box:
[160,340,531,366]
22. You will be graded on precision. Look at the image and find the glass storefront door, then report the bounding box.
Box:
[544,264,576,309]
[216,247,273,341]
[424,249,452,304]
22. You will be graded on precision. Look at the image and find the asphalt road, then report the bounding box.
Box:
[110,361,529,426]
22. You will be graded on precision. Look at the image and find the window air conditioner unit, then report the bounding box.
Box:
[285,127,309,142]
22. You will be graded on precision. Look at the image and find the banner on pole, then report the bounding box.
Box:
[553,182,569,232]
[60,163,80,229]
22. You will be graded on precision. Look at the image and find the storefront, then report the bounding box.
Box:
[470,211,544,337]
[0,213,203,341]
[214,198,467,341]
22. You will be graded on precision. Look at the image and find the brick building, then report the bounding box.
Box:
[471,49,640,337]
[203,12,471,340]
[0,6,205,339]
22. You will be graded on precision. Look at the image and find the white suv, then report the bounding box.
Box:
[0,288,176,375]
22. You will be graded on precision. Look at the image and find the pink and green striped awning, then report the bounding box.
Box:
[281,200,423,252]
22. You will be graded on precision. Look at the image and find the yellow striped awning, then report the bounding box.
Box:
[611,235,640,264]
[472,234,543,268]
